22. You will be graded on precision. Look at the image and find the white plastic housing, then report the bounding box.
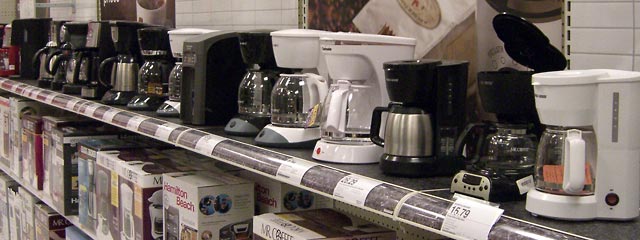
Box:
[271,29,328,69]
[168,28,217,58]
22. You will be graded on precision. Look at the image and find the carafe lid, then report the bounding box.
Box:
[493,13,566,72]
[239,30,278,69]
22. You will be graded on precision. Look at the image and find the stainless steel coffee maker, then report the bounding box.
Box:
[81,21,117,100]
[100,21,148,105]
[61,22,89,95]
[370,59,469,177]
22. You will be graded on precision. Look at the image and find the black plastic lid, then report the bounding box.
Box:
[138,26,171,52]
[493,13,566,72]
[10,18,51,46]
[110,21,150,55]
[238,30,277,68]
[63,22,89,50]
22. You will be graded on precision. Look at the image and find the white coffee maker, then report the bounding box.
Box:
[526,69,640,220]
[254,29,329,148]
[312,32,416,164]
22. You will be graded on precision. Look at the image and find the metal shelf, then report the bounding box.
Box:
[0,164,96,239]
[0,78,598,240]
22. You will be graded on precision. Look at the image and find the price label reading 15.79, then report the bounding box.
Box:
[441,197,504,240]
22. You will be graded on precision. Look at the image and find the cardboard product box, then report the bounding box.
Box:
[238,171,333,215]
[77,139,147,235]
[50,125,123,216]
[163,171,254,240]
[20,186,41,240]
[42,115,95,196]
[115,151,191,240]
[7,186,19,240]
[35,203,72,240]
[9,97,57,178]
[22,115,44,190]
[0,173,17,240]
[0,93,12,165]
[253,209,396,240]
[65,226,92,240]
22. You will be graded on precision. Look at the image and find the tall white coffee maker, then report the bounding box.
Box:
[526,69,640,220]
[312,32,416,163]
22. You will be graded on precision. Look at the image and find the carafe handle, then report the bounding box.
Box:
[49,52,69,75]
[71,51,85,84]
[325,81,350,133]
[99,57,117,88]
[45,50,62,75]
[563,129,586,194]
[370,105,390,147]
[454,122,489,165]
[31,46,49,76]
[303,73,328,108]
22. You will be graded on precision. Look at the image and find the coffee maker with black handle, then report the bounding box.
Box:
[32,20,67,88]
[61,22,89,95]
[80,21,117,100]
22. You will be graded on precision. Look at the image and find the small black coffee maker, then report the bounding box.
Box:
[32,20,67,88]
[127,27,174,111]
[100,21,148,105]
[450,13,566,202]
[370,59,469,177]
[224,30,286,136]
[180,31,246,125]
[11,18,51,79]
[47,24,74,90]
[61,22,89,94]
[80,21,117,99]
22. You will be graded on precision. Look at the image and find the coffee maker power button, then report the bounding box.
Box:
[605,193,620,206]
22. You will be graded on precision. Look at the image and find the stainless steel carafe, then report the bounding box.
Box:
[371,104,433,157]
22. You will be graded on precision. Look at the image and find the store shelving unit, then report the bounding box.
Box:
[0,77,637,240]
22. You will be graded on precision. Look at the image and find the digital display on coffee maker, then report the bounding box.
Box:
[462,174,482,185]
[183,53,196,65]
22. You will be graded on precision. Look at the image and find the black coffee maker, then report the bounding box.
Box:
[11,18,51,79]
[61,22,89,94]
[127,27,174,111]
[47,24,74,90]
[224,30,286,136]
[450,13,566,202]
[80,21,117,99]
[32,20,67,88]
[180,31,246,125]
[100,21,148,105]
[370,60,469,177]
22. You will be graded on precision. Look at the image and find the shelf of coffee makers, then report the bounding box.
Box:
[1,78,628,240]
[0,163,97,239]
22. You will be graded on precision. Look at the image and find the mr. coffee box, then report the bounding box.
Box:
[22,115,44,190]
[50,125,122,215]
[0,93,11,165]
[35,203,72,240]
[7,186,19,240]
[0,173,17,240]
[10,97,57,178]
[42,115,95,196]
[238,171,333,214]
[163,171,254,240]
[20,186,41,240]
[253,209,396,240]
[77,138,147,233]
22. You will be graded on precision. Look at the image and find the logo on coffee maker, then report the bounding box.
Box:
[398,0,441,29]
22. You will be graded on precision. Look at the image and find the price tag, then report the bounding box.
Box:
[441,197,504,240]
[44,93,58,104]
[516,175,534,195]
[333,175,383,207]
[66,98,82,109]
[102,109,121,122]
[276,158,318,185]
[154,123,181,141]
[28,88,42,98]
[126,116,147,131]
[194,135,225,155]
[10,83,19,92]
[83,104,99,117]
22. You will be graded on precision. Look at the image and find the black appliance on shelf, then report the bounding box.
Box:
[11,18,52,80]
[180,31,246,125]
[61,22,89,95]
[80,21,117,100]
[32,20,68,88]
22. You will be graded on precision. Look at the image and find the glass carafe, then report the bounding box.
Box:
[167,62,182,101]
[319,80,376,143]
[474,124,537,174]
[535,126,597,196]
[238,69,278,117]
[270,73,327,127]
[138,58,173,97]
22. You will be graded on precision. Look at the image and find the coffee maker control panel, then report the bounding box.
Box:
[451,171,491,200]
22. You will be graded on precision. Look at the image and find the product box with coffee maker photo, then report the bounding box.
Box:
[20,186,40,240]
[21,115,44,190]
[7,185,19,240]
[34,203,72,240]
[0,92,12,167]
[0,173,17,240]
[163,170,254,240]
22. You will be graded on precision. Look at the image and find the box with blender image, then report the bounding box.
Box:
[7,185,20,240]
[0,173,17,240]
[163,171,255,240]
[238,170,333,214]
[21,114,44,190]
[42,115,95,196]
[20,186,41,240]
[0,92,12,166]
[34,203,72,240]
[50,124,125,216]
[10,97,58,178]
[77,138,152,235]
[253,209,396,240]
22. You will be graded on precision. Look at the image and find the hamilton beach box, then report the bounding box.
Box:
[253,209,396,240]
[34,203,72,240]
[163,171,254,240]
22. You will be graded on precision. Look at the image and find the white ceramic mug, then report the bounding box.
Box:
[136,0,167,26]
